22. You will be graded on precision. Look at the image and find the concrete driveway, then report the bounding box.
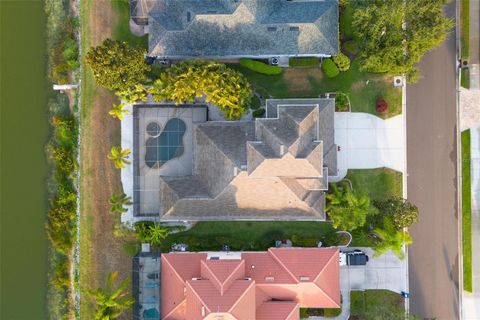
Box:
[341,248,408,294]
[332,112,406,182]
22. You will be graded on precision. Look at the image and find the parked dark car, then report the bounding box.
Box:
[340,249,369,266]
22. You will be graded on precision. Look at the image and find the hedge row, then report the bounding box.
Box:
[289,57,319,67]
[240,58,283,75]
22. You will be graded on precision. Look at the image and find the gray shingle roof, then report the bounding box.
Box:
[159,99,336,220]
[148,0,339,58]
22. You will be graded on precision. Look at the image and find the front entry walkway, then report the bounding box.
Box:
[331,112,406,182]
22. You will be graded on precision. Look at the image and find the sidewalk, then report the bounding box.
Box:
[463,128,480,319]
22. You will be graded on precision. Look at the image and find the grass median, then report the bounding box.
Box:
[462,129,472,292]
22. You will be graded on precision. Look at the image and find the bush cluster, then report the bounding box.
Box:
[45,95,79,318]
[332,52,351,71]
[335,92,350,112]
[240,58,283,75]
[321,58,340,78]
[289,57,320,67]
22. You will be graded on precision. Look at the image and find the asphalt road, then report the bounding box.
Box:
[407,3,460,319]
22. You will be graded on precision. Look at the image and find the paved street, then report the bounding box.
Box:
[407,3,460,319]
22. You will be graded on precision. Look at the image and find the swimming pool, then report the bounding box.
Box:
[145,118,186,168]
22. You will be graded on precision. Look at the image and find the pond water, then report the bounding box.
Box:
[1,1,49,319]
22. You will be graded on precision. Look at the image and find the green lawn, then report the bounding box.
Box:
[462,130,472,292]
[111,0,148,48]
[350,290,405,319]
[230,59,402,118]
[461,68,470,89]
[461,0,470,59]
[346,168,403,200]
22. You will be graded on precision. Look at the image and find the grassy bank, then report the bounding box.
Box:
[462,130,472,292]
[44,0,80,318]
[79,1,146,318]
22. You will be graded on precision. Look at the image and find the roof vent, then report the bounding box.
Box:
[202,306,206,317]
[251,265,255,269]
[299,276,310,281]
[265,276,275,282]
[267,26,277,32]
[192,277,202,281]
[187,11,192,22]
[289,26,300,31]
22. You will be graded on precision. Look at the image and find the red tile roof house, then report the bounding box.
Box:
[160,248,340,320]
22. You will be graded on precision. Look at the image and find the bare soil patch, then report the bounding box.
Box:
[283,68,323,94]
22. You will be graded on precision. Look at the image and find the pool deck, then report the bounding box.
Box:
[121,104,207,223]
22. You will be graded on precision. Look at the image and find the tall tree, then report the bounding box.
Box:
[109,193,132,214]
[373,218,412,259]
[86,39,150,92]
[326,185,378,231]
[352,0,453,81]
[108,146,131,169]
[149,60,253,120]
[88,271,134,320]
[374,196,419,229]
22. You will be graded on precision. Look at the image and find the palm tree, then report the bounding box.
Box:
[146,223,169,246]
[108,146,131,169]
[108,103,130,120]
[88,271,134,320]
[326,185,378,231]
[373,218,412,259]
[109,193,132,214]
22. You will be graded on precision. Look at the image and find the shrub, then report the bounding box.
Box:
[342,40,358,55]
[123,241,141,257]
[250,95,261,110]
[332,52,351,71]
[240,59,283,75]
[252,108,265,118]
[321,58,340,78]
[324,308,342,317]
[335,92,349,111]
[289,57,319,67]
[376,99,388,113]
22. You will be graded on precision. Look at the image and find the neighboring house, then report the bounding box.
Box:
[160,247,340,320]
[142,0,339,59]
[132,99,337,220]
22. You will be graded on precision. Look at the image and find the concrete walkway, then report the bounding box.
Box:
[331,112,406,182]
[463,128,480,319]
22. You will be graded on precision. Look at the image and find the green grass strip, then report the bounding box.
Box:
[461,0,470,59]
[462,129,472,292]
[461,68,470,89]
